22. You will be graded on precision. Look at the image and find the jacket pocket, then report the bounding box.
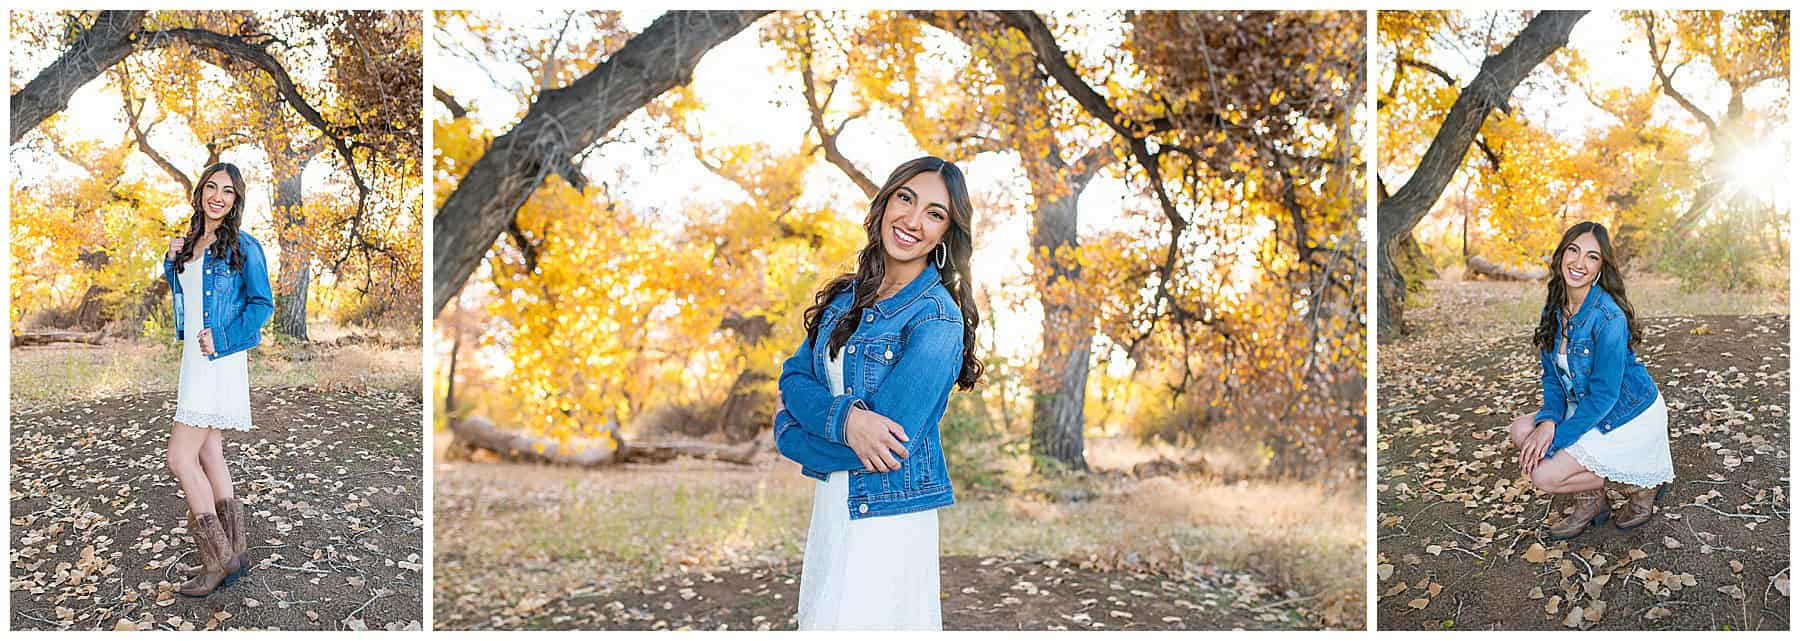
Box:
[860,337,902,394]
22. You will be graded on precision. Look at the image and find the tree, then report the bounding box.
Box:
[11,10,422,336]
[1375,11,1585,340]
[430,10,770,315]
[997,11,1368,466]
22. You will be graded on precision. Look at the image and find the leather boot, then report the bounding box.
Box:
[219,497,250,582]
[178,499,245,584]
[1547,489,1610,540]
[1613,483,1666,530]
[178,513,233,597]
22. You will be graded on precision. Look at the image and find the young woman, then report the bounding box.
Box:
[1508,221,1672,540]
[161,162,273,596]
[772,156,983,630]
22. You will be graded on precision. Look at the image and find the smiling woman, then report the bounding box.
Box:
[773,156,982,630]
[9,9,425,632]
[161,161,272,597]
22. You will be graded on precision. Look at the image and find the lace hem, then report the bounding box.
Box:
[174,408,254,432]
[1566,443,1673,487]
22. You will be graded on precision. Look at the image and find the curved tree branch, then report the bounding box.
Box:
[10,11,148,143]
[1639,12,1718,134]
[1375,10,1586,340]
[432,10,771,315]
[798,30,877,198]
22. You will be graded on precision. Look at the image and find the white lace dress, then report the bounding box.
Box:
[795,347,941,630]
[173,252,254,431]
[1557,352,1673,487]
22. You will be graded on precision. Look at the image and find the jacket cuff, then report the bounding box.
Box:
[1532,409,1559,428]
[824,394,864,445]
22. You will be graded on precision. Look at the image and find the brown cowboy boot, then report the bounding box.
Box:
[1547,489,1610,540]
[177,499,244,583]
[220,497,250,580]
[1613,483,1667,530]
[177,513,233,597]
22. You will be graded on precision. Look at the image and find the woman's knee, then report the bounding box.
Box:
[166,447,198,476]
[1528,465,1564,493]
[1508,413,1535,445]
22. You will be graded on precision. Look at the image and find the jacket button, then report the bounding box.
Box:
[885,349,893,359]
[847,345,856,354]
[864,313,873,322]
[858,504,868,514]
[845,386,853,394]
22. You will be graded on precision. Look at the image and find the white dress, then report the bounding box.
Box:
[173,252,254,431]
[1557,351,1673,487]
[796,346,941,630]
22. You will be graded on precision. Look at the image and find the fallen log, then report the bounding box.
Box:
[11,330,104,347]
[447,415,760,466]
[1465,255,1548,281]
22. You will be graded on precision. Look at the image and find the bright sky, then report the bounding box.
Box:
[434,11,1171,371]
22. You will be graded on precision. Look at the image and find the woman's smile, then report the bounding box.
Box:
[1564,261,1589,286]
[891,225,922,251]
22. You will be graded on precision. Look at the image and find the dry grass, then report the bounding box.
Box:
[433,436,1365,604]
[1418,272,1787,335]
[9,331,421,412]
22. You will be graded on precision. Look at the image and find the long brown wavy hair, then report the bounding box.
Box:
[172,162,248,273]
[1533,221,1641,352]
[801,156,983,391]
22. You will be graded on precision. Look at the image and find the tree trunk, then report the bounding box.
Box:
[1375,11,1584,342]
[271,160,311,341]
[12,330,104,347]
[1466,255,1549,281]
[447,416,759,466]
[432,11,769,316]
[10,11,147,143]
[1028,189,1094,472]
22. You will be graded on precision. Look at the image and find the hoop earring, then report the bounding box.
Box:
[934,243,947,269]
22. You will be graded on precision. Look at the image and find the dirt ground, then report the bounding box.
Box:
[1376,280,1790,630]
[460,555,1310,631]
[9,387,424,631]
[433,440,1363,631]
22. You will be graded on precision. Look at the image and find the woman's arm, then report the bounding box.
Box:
[1546,315,1629,456]
[776,322,860,445]
[855,315,964,456]
[217,237,274,354]
[773,407,865,472]
[1532,347,1566,429]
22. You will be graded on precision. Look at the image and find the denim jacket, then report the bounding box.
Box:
[1533,287,1658,458]
[162,230,274,361]
[773,262,964,520]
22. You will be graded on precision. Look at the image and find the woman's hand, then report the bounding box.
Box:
[198,328,216,357]
[169,236,185,260]
[844,406,909,473]
[1519,420,1555,475]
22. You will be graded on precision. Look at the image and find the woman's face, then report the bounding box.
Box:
[879,171,952,266]
[200,171,237,224]
[1560,231,1603,290]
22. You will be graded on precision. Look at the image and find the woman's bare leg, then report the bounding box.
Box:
[1529,450,1605,494]
[1507,413,1536,449]
[167,422,216,515]
[197,428,235,502]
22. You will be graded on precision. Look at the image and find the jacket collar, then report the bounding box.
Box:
[871,261,942,318]
[1565,285,1613,328]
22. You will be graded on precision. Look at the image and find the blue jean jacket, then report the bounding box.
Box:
[773,262,964,520]
[1533,287,1658,458]
[163,230,274,361]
